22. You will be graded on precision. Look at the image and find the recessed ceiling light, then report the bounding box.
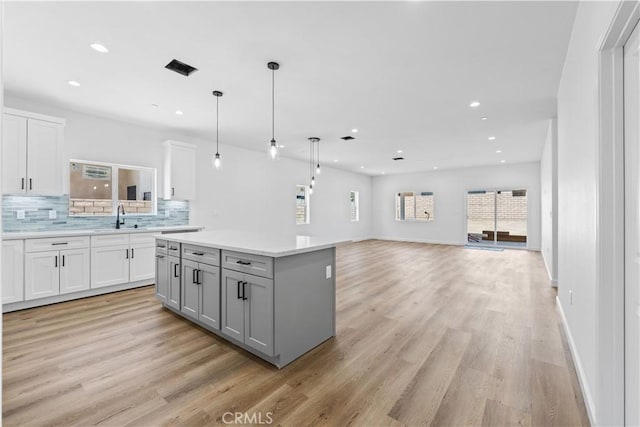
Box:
[433,166,439,170]
[481,117,488,121]
[396,149,403,154]
[352,128,358,133]
[333,159,339,163]
[500,159,506,163]
[67,80,80,87]
[488,136,496,141]
[360,166,365,169]
[279,145,285,148]
[175,110,184,115]
[381,172,386,175]
[469,101,480,108]
[496,149,502,153]
[90,43,109,53]
[151,103,159,107]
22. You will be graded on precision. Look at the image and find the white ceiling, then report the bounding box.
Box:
[3,1,578,176]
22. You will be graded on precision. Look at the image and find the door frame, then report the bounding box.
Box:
[464,186,529,249]
[598,1,640,425]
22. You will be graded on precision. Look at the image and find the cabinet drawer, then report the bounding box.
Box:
[91,233,129,248]
[130,232,155,246]
[25,235,89,252]
[155,239,168,254]
[221,250,273,279]
[182,244,219,266]
[166,240,181,255]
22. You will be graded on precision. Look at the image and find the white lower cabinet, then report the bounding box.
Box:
[2,240,24,304]
[24,236,90,301]
[91,233,156,289]
[221,268,274,356]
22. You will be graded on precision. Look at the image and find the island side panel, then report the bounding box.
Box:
[274,247,336,367]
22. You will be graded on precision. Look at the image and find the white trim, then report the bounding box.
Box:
[595,2,639,425]
[3,107,66,125]
[162,139,197,149]
[373,236,464,246]
[542,250,558,286]
[556,296,597,425]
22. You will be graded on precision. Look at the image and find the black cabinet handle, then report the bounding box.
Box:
[242,281,248,300]
[172,187,175,197]
[237,280,243,299]
[157,244,166,249]
[174,263,179,277]
[169,247,178,251]
[236,260,251,266]
[29,178,32,190]
[21,178,24,190]
[54,255,58,268]
[52,242,68,246]
[192,268,197,284]
[62,255,65,267]
[156,254,165,259]
[131,248,135,259]
[125,249,129,259]
[193,252,204,256]
[197,270,203,284]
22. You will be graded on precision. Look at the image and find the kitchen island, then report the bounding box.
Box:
[154,231,349,368]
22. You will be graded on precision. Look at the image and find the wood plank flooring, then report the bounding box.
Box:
[2,240,590,426]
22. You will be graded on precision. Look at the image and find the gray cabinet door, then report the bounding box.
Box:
[244,274,274,356]
[181,259,199,320]
[199,263,220,330]
[221,269,244,342]
[168,256,181,309]
[154,254,168,303]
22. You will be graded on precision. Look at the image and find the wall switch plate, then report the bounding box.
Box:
[16,210,25,220]
[326,265,332,279]
[49,210,57,219]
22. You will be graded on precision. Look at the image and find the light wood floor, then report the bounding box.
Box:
[3,240,590,426]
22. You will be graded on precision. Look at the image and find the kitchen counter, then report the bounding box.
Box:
[153,230,351,258]
[2,225,202,240]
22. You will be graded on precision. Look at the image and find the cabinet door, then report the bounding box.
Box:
[2,240,24,304]
[91,245,130,288]
[181,259,199,320]
[155,254,168,303]
[244,274,274,356]
[129,243,155,282]
[199,263,220,330]
[59,248,90,294]
[25,250,60,300]
[168,256,181,309]
[2,114,27,194]
[26,118,63,195]
[220,269,245,342]
[169,144,196,200]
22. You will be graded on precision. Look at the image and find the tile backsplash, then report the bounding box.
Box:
[2,195,189,232]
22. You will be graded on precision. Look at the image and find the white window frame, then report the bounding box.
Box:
[295,185,310,225]
[395,191,434,222]
[350,191,360,222]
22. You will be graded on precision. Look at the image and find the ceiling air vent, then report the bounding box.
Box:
[340,136,355,141]
[165,59,198,76]
[393,157,404,161]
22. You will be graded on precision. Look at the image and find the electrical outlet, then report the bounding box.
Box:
[16,210,25,220]
[326,265,332,279]
[49,210,57,219]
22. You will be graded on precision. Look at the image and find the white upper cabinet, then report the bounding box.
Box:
[2,108,65,195]
[163,140,196,201]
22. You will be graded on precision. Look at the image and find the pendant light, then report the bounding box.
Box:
[309,138,314,195]
[315,138,321,175]
[267,61,280,159]
[309,137,320,188]
[212,90,223,169]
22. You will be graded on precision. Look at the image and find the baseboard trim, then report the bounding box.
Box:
[542,252,558,287]
[371,236,463,246]
[556,296,596,425]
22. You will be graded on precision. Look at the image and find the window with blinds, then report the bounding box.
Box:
[296,185,310,225]
[350,191,359,222]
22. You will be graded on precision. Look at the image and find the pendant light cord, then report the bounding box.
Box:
[216,95,219,153]
[271,68,275,141]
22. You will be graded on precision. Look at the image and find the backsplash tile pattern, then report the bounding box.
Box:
[2,195,189,232]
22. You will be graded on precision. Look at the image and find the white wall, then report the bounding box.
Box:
[3,94,373,239]
[556,1,620,423]
[371,162,541,250]
[540,118,558,283]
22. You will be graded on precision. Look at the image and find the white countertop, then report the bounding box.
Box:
[157,230,351,258]
[2,225,203,240]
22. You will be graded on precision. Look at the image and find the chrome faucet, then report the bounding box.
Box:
[116,204,126,229]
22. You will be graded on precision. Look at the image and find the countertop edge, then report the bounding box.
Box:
[2,225,203,240]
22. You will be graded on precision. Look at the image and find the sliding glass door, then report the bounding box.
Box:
[466,189,528,248]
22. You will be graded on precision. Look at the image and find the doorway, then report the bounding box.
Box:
[466,189,528,248]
